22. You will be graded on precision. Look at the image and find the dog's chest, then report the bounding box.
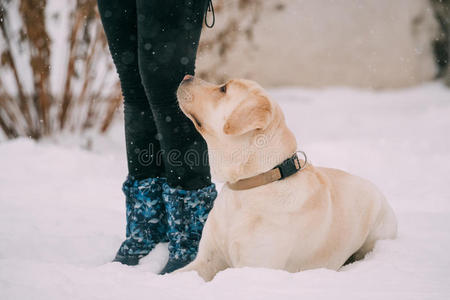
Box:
[217,186,308,267]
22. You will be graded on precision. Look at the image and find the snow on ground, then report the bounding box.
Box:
[0,82,449,299]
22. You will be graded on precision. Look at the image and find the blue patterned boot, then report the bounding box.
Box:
[159,183,217,274]
[113,177,168,265]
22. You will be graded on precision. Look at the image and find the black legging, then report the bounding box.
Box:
[97,0,211,190]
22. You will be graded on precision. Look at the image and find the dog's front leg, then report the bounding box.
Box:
[176,252,227,281]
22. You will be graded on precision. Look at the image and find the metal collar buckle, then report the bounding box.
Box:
[276,151,307,180]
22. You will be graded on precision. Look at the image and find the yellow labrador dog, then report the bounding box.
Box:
[175,75,397,281]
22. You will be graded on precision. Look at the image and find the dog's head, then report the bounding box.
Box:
[177,75,297,182]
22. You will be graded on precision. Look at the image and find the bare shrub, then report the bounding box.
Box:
[0,0,121,140]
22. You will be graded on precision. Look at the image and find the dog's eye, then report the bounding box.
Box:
[219,84,227,93]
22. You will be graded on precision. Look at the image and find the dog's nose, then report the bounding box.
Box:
[183,74,194,82]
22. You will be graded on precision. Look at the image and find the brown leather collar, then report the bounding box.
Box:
[227,152,307,191]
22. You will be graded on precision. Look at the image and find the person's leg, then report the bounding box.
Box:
[97,0,167,265]
[136,0,217,273]
[136,0,211,190]
[98,0,163,180]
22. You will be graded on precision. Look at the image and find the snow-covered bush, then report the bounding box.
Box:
[0,0,121,140]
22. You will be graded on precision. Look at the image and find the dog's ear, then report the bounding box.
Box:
[223,93,272,136]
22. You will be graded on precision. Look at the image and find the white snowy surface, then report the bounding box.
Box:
[1,83,449,299]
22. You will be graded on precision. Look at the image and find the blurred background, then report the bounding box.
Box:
[0,0,448,141]
[1,1,450,298]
